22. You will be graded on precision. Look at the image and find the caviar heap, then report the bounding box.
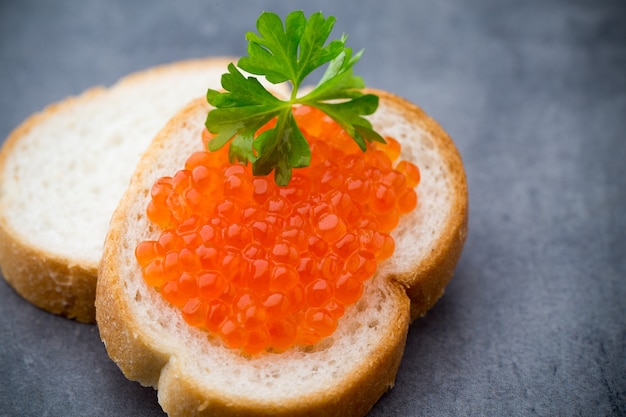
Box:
[135,106,420,354]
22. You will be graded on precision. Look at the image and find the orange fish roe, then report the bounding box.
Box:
[136,106,420,354]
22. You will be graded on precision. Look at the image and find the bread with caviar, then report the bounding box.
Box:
[0,57,287,323]
[96,89,468,417]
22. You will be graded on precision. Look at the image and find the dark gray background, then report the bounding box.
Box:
[1,0,625,416]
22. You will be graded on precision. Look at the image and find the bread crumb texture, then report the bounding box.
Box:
[97,89,466,416]
[0,59,235,268]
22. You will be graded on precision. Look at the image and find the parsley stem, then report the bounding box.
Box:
[289,83,299,102]
[205,10,381,185]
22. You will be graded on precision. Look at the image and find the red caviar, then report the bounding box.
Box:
[136,106,420,354]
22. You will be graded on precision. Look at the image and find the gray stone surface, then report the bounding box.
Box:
[1,0,625,416]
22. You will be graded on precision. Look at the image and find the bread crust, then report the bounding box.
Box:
[365,89,468,320]
[96,90,467,416]
[0,58,238,322]
[0,218,98,321]
[99,241,410,416]
[0,88,108,322]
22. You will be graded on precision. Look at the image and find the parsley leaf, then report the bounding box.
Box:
[205,10,384,185]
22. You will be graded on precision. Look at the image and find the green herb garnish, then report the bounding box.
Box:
[205,10,384,185]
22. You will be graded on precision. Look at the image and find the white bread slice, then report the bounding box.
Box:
[0,58,288,323]
[96,89,468,416]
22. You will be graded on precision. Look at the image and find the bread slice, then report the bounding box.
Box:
[0,57,286,323]
[96,89,468,416]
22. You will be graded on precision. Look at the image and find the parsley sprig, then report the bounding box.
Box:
[205,10,384,185]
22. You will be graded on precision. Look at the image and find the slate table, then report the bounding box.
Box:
[1,1,624,416]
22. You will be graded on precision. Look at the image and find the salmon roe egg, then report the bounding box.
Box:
[136,105,421,354]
